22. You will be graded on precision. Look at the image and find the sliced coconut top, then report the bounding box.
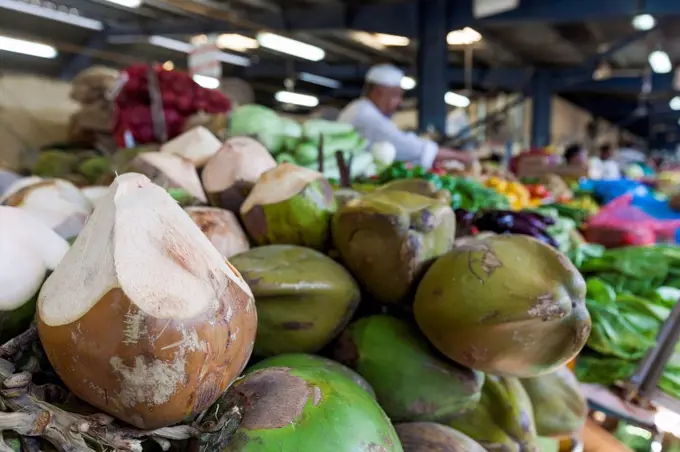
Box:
[0,176,43,203]
[0,206,69,310]
[241,163,324,214]
[160,126,222,167]
[202,136,276,193]
[135,152,207,203]
[38,173,252,327]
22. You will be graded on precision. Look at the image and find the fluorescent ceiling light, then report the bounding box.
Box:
[447,27,482,46]
[148,35,250,67]
[373,33,410,47]
[350,31,385,50]
[103,0,142,7]
[445,91,470,108]
[275,91,319,108]
[0,35,57,59]
[670,96,680,111]
[193,74,220,89]
[649,50,672,74]
[299,72,341,89]
[217,34,258,52]
[0,0,103,30]
[401,76,416,90]
[257,32,324,61]
[632,14,656,31]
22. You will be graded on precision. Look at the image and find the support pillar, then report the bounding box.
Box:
[416,0,448,134]
[60,30,109,80]
[530,70,552,148]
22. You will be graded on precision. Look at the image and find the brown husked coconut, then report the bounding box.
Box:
[185,206,250,259]
[201,136,276,212]
[1,178,93,239]
[160,126,222,167]
[129,152,207,203]
[37,173,257,430]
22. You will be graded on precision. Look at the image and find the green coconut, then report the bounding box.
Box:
[378,179,452,204]
[230,245,360,357]
[240,163,336,250]
[78,156,113,184]
[248,353,375,399]
[31,151,79,178]
[333,315,483,423]
[222,366,403,451]
[448,376,538,452]
[414,234,591,378]
[395,422,485,452]
[333,188,362,208]
[520,366,588,438]
[0,206,68,342]
[332,190,456,305]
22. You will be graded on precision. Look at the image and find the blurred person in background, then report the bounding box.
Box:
[338,63,470,169]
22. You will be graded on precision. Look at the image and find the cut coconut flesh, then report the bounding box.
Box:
[38,172,251,327]
[241,162,324,214]
[0,206,69,310]
[1,179,93,239]
[80,186,109,207]
[0,176,43,203]
[130,152,207,203]
[160,126,222,167]
[202,136,276,194]
[185,206,250,258]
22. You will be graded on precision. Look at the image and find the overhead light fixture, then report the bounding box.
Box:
[193,74,220,89]
[148,35,251,67]
[632,14,656,31]
[275,91,319,108]
[670,96,680,110]
[257,32,325,61]
[162,60,174,71]
[350,31,385,50]
[216,34,258,52]
[649,50,672,74]
[0,0,103,30]
[445,91,470,108]
[373,33,410,47]
[447,27,482,46]
[0,35,57,59]
[298,72,341,89]
[103,0,142,7]
[401,76,416,90]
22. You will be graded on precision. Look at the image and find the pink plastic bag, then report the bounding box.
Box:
[587,194,680,244]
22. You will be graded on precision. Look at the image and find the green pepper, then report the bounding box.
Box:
[412,166,426,178]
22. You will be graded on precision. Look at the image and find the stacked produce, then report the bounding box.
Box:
[113,64,231,145]
[574,246,680,399]
[228,105,391,180]
[68,66,120,145]
[0,132,594,451]
[377,161,509,211]
[484,177,534,210]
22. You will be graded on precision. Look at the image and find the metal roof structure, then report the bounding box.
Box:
[1,0,680,144]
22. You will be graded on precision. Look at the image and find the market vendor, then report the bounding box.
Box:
[338,64,470,169]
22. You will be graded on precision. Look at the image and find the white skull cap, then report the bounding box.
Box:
[365,64,405,88]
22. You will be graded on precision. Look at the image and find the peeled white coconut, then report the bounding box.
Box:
[0,206,69,342]
[160,126,222,167]
[185,206,250,259]
[201,136,276,212]
[80,186,109,207]
[0,175,43,202]
[0,169,21,196]
[1,178,93,239]
[129,152,207,203]
[37,173,257,430]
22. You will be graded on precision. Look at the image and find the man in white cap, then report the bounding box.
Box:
[338,63,469,169]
